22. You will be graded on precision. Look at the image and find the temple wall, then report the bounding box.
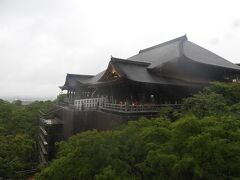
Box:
[73,110,126,133]
[58,107,134,139]
[40,106,160,163]
[55,107,159,140]
[61,107,75,139]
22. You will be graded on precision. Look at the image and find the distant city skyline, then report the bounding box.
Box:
[0,0,240,98]
[2,95,55,102]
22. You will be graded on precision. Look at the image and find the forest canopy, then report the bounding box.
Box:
[36,82,240,180]
[0,100,54,179]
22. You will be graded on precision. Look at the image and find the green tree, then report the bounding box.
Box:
[0,99,54,179]
[36,82,240,180]
[183,91,228,118]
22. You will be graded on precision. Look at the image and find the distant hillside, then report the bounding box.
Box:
[0,96,56,103]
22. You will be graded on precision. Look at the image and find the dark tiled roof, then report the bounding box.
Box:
[182,41,240,70]
[111,58,207,86]
[60,74,94,90]
[86,70,106,84]
[128,36,185,68]
[128,35,240,71]
[61,35,240,89]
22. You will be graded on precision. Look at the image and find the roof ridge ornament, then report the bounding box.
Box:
[179,34,188,57]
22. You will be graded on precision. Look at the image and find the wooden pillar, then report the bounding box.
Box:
[67,90,70,98]
[69,90,72,102]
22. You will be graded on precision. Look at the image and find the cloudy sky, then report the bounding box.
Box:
[0,0,240,99]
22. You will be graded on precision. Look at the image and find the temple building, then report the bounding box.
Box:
[39,35,240,164]
[60,35,240,108]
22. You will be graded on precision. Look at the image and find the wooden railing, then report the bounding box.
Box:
[74,98,182,113]
[74,97,107,110]
[101,103,182,113]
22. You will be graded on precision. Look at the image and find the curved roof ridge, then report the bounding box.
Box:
[111,56,150,66]
[139,35,187,54]
[67,73,94,77]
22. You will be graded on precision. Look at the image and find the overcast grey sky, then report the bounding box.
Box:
[0,0,240,99]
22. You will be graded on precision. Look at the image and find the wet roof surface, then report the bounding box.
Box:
[61,35,240,89]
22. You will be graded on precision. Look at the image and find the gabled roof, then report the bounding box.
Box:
[61,35,240,89]
[60,74,94,90]
[110,57,208,86]
[128,35,240,71]
[85,70,106,84]
[128,36,185,68]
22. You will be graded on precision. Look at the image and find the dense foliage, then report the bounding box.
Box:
[0,100,54,179]
[36,82,240,180]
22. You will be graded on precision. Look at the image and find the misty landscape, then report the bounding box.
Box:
[1,0,240,179]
